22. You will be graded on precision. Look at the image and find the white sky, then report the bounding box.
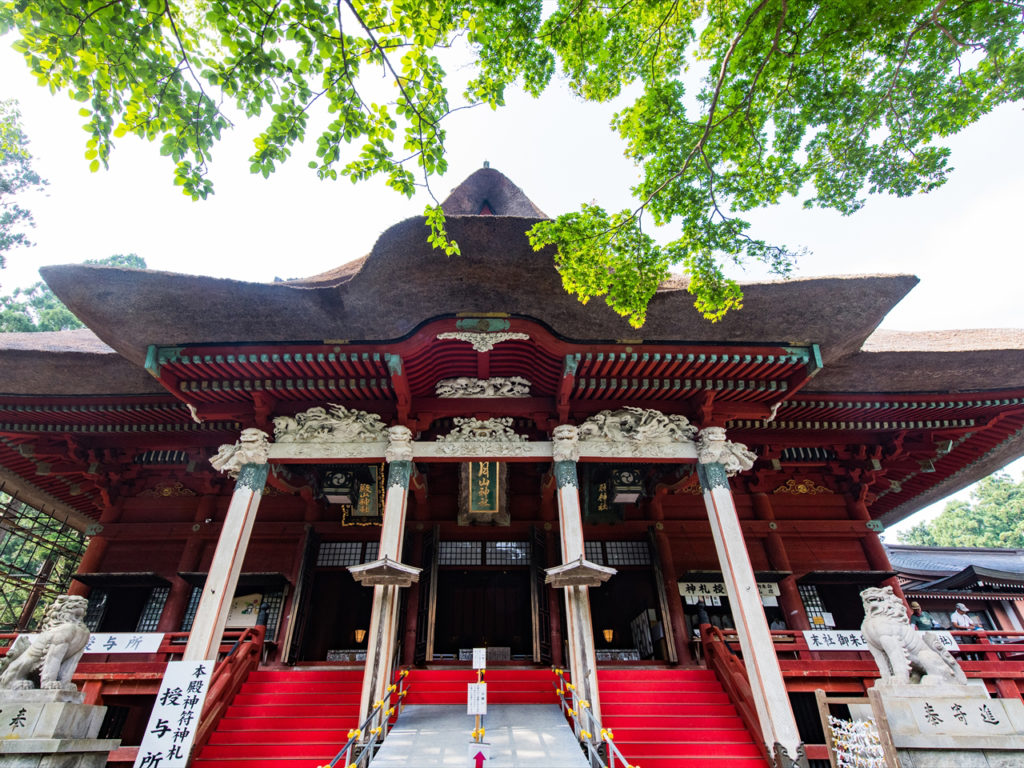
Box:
[1,36,1023,537]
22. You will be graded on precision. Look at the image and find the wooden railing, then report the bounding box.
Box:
[1,629,265,766]
[192,625,266,755]
[709,629,1024,700]
[708,628,1024,763]
[700,624,772,765]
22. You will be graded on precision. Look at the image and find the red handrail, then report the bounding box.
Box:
[700,624,772,765]
[191,625,266,755]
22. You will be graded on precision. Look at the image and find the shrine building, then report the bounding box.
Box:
[1,168,1023,767]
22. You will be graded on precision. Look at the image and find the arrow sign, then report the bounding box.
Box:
[467,743,491,764]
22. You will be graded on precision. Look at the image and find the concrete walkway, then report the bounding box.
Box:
[369,704,589,767]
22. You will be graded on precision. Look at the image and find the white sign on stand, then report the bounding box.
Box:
[134,660,213,768]
[467,683,487,715]
[472,647,486,669]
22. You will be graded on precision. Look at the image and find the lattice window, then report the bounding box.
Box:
[84,589,108,631]
[604,541,651,566]
[438,541,482,565]
[316,541,378,567]
[317,542,363,567]
[0,493,87,631]
[585,541,650,566]
[798,584,826,622]
[485,541,530,566]
[261,590,284,642]
[180,586,202,632]
[180,585,283,641]
[136,586,169,632]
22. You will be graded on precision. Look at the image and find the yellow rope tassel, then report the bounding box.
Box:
[601,728,614,741]
[388,683,397,693]
[581,730,592,739]
[370,727,382,736]
[387,707,396,716]
[374,699,384,709]
[347,728,360,740]
[399,689,408,698]
[580,700,590,709]
[566,683,575,691]
[567,708,576,717]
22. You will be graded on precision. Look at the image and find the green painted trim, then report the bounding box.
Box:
[236,462,270,492]
[385,353,403,376]
[564,354,579,376]
[696,462,730,491]
[575,377,788,393]
[144,345,185,377]
[554,460,578,489]
[0,421,239,434]
[456,318,511,332]
[144,345,159,377]
[387,460,412,489]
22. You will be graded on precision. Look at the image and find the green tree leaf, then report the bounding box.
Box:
[898,473,1024,548]
[0,99,47,268]
[2,1,1022,322]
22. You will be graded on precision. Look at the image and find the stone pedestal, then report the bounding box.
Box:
[0,690,118,768]
[872,683,1024,768]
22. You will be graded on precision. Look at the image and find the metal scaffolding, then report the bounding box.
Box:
[0,489,86,631]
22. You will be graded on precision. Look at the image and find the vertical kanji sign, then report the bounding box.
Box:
[134,661,212,768]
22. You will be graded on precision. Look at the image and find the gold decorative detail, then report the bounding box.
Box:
[773,478,833,495]
[140,480,197,498]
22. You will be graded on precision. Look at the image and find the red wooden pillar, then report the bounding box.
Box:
[649,492,692,664]
[848,495,907,603]
[546,528,564,668]
[158,495,216,632]
[68,536,108,597]
[402,529,424,667]
[751,492,811,631]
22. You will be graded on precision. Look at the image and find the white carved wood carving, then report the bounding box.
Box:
[435,376,531,398]
[435,417,531,456]
[273,405,388,443]
[435,332,530,353]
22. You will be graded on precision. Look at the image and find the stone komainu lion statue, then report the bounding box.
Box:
[860,586,967,686]
[0,595,91,691]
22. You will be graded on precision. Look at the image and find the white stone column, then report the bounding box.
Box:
[545,425,614,725]
[696,427,806,768]
[354,427,420,724]
[184,429,270,661]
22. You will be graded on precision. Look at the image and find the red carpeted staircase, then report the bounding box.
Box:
[192,667,364,768]
[404,667,554,705]
[598,668,770,768]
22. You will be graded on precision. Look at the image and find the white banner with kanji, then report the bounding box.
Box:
[133,660,213,768]
[15,632,163,654]
[803,629,959,652]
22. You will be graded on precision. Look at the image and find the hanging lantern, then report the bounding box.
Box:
[602,629,614,644]
[610,468,644,505]
[322,468,360,505]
